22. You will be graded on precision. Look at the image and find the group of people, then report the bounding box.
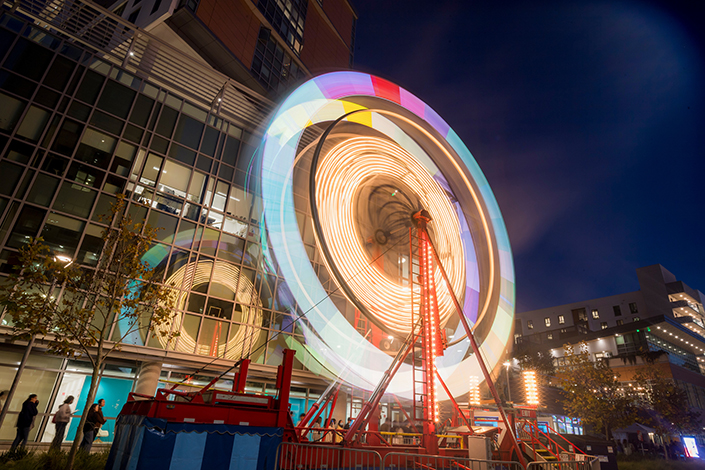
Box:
[9,393,107,453]
[296,413,354,443]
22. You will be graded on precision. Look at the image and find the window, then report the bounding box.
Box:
[633,317,640,322]
[254,0,307,55]
[629,302,638,314]
[527,320,533,330]
[558,315,565,324]
[251,27,306,94]
[613,305,622,316]
[547,332,553,340]
[601,322,608,329]
[591,309,599,319]
[616,320,623,326]
[572,308,587,322]
[544,317,551,327]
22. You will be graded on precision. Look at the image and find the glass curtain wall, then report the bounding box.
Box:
[0,13,310,370]
[0,11,348,445]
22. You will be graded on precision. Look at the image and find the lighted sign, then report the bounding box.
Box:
[522,370,539,406]
[684,437,699,458]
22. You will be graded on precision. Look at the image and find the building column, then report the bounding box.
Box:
[133,361,162,397]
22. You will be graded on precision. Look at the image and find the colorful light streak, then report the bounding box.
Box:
[259,71,515,398]
[315,136,464,335]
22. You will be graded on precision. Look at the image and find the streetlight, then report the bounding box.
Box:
[0,253,73,429]
[503,361,512,403]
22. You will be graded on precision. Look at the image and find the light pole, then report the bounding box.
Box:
[503,361,512,403]
[0,254,73,430]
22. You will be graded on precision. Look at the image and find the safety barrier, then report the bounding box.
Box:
[273,442,599,470]
[274,442,382,470]
[526,459,599,470]
[382,452,523,470]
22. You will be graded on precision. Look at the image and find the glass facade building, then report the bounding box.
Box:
[0,9,335,444]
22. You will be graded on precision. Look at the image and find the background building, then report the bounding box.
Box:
[513,265,705,444]
[0,0,356,446]
[104,0,357,96]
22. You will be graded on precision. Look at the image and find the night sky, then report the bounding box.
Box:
[349,0,705,312]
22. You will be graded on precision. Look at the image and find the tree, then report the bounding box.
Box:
[0,195,177,469]
[633,366,701,458]
[558,343,636,439]
[514,346,556,381]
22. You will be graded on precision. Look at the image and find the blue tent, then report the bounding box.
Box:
[106,414,283,470]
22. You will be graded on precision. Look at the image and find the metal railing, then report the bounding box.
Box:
[3,0,275,130]
[274,442,382,470]
[526,460,599,470]
[382,452,522,470]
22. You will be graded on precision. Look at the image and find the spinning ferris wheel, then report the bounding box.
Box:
[259,71,516,404]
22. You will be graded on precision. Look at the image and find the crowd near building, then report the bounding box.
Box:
[0,0,359,446]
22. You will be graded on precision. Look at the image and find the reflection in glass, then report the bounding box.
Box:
[153,259,262,360]
[197,317,229,357]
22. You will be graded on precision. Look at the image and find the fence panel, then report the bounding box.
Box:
[275,442,382,470]
[526,459,599,470]
[382,452,523,470]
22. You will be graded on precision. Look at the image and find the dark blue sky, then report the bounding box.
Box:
[350,0,705,312]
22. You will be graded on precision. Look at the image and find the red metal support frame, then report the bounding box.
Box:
[422,227,527,469]
[343,328,420,444]
[232,359,250,393]
[434,370,474,434]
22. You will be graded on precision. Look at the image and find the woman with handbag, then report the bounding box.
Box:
[50,395,74,450]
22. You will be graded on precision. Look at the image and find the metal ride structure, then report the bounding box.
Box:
[107,71,532,469]
[259,71,525,464]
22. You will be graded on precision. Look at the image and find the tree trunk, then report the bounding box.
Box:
[662,434,669,459]
[66,359,102,470]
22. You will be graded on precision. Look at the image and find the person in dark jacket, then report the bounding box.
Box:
[79,399,106,453]
[10,394,39,451]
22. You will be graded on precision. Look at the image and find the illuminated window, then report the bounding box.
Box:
[629,302,638,314]
[527,320,533,330]
[547,332,553,340]
[613,305,622,316]
[601,322,608,329]
[591,309,599,319]
[558,315,565,324]
[544,317,551,327]
[633,317,640,322]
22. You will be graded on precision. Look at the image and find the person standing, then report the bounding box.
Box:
[10,394,39,451]
[79,399,106,453]
[51,395,74,450]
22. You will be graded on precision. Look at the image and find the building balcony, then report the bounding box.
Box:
[672,300,703,320]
